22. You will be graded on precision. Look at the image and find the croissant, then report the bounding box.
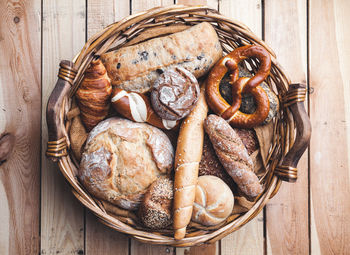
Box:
[76,59,112,131]
[173,85,208,239]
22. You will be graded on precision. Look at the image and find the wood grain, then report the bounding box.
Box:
[87,0,130,38]
[0,0,41,254]
[41,1,85,254]
[264,1,309,254]
[85,1,129,254]
[309,0,350,254]
[218,1,264,254]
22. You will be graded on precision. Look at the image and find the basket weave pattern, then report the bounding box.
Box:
[46,5,309,246]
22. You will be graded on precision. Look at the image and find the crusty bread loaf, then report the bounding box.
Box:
[192,175,234,226]
[79,117,174,210]
[151,67,200,121]
[173,85,208,239]
[139,177,173,229]
[100,22,222,93]
[204,114,263,198]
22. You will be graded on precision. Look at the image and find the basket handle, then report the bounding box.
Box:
[274,83,311,182]
[46,60,77,161]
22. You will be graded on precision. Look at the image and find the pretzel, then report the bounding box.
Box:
[206,45,271,128]
[111,88,179,130]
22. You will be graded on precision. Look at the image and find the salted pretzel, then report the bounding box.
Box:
[206,45,271,128]
[111,88,179,130]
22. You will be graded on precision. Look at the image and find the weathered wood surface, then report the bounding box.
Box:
[264,1,310,254]
[309,0,350,254]
[0,0,349,254]
[0,0,41,254]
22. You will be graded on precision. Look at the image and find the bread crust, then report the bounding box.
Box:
[101,22,222,93]
[173,85,208,239]
[204,114,263,198]
[79,117,174,210]
[76,59,112,131]
[150,67,200,121]
[192,175,234,226]
[139,177,173,229]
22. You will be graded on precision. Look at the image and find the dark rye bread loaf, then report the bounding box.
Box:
[101,22,223,93]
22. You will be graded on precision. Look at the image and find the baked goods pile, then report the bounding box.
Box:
[69,22,279,239]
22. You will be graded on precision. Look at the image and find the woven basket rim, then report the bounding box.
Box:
[51,4,300,247]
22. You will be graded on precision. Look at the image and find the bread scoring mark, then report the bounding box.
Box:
[175,162,199,171]
[128,92,148,122]
[192,202,225,223]
[174,184,196,192]
[174,205,192,213]
[196,184,207,207]
[162,119,177,130]
[111,90,128,102]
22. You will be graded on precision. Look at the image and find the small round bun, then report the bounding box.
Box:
[79,117,174,210]
[192,175,234,226]
[139,177,173,229]
[151,67,200,120]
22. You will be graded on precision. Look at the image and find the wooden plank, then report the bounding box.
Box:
[264,1,309,254]
[176,243,218,255]
[218,1,264,254]
[309,0,350,254]
[41,1,85,254]
[0,0,41,254]
[87,0,130,38]
[85,1,130,254]
[129,1,174,254]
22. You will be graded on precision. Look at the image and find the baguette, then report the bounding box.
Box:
[173,85,208,239]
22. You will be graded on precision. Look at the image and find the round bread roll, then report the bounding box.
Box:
[192,175,234,226]
[79,117,174,210]
[139,177,173,229]
[151,67,200,121]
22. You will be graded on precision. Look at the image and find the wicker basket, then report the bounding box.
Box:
[46,5,311,247]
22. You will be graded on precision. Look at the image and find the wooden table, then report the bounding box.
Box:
[0,0,349,254]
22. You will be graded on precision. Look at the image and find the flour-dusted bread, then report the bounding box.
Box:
[100,22,223,93]
[192,175,234,226]
[204,114,263,198]
[78,117,174,210]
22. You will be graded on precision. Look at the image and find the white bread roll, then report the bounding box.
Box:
[192,175,234,226]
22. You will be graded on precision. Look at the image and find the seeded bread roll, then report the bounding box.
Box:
[139,177,173,229]
[101,22,222,93]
